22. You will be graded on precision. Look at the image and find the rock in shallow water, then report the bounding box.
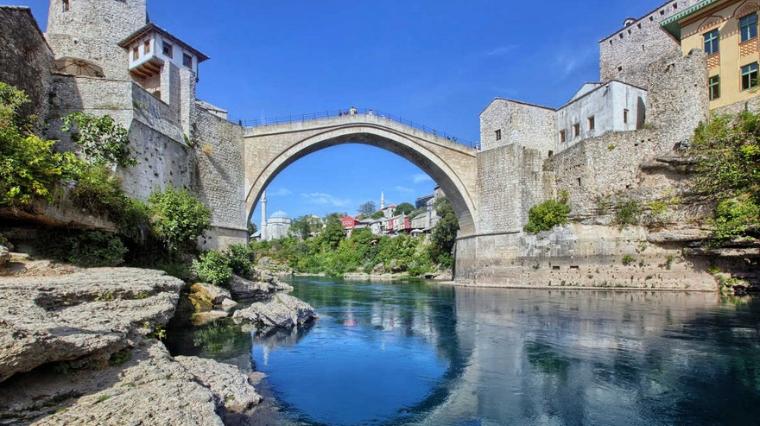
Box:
[0,267,184,383]
[191,310,229,326]
[0,245,9,268]
[228,274,292,300]
[232,293,317,330]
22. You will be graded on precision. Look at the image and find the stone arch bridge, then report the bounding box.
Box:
[243,112,480,236]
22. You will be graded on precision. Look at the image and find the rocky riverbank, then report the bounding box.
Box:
[0,250,316,425]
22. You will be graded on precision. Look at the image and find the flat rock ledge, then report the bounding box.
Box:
[0,267,184,383]
[233,293,316,331]
[0,340,261,425]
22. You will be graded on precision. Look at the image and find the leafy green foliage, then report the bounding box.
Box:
[524,192,571,234]
[62,112,135,168]
[318,214,345,250]
[712,196,760,242]
[0,82,79,208]
[193,250,233,286]
[225,243,255,278]
[371,210,385,219]
[41,230,127,267]
[148,187,211,254]
[429,198,459,268]
[691,112,760,243]
[290,215,319,240]
[622,255,635,266]
[692,112,759,199]
[247,222,257,235]
[615,199,641,227]
[394,202,415,216]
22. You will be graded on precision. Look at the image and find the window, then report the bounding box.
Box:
[740,13,758,42]
[62,0,70,12]
[709,75,720,100]
[742,62,759,90]
[559,130,566,143]
[162,41,173,58]
[495,129,502,141]
[588,116,595,131]
[573,123,580,137]
[144,40,151,54]
[623,109,629,124]
[704,29,719,55]
[183,53,193,68]
[132,47,139,61]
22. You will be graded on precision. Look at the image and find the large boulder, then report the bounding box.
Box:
[191,310,229,326]
[0,268,184,383]
[232,293,316,330]
[228,274,292,301]
[188,282,232,312]
[0,340,259,425]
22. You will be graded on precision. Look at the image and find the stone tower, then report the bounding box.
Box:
[260,191,268,241]
[46,0,147,80]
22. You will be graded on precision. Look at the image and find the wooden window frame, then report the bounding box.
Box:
[703,29,719,55]
[709,75,720,100]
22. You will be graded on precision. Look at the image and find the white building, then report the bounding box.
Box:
[480,80,647,156]
[264,211,291,241]
[118,23,208,101]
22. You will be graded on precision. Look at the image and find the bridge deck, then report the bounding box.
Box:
[243,109,479,152]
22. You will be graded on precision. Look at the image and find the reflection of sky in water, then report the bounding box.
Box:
[252,313,449,425]
[170,278,760,426]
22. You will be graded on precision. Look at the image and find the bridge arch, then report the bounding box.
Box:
[244,118,479,236]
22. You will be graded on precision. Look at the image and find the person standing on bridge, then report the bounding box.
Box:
[349,106,358,115]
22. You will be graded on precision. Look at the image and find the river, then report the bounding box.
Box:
[167,277,760,425]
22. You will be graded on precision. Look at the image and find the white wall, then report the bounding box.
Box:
[555,81,647,149]
[126,33,199,75]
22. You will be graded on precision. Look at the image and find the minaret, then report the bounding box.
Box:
[380,192,385,210]
[260,191,268,241]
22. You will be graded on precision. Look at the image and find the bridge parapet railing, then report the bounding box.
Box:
[241,108,480,149]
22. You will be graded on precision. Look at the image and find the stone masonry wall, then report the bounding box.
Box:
[0,7,54,126]
[46,0,146,81]
[192,104,248,248]
[600,0,701,87]
[545,50,708,217]
[480,99,556,156]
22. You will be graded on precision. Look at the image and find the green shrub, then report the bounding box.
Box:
[0,83,79,208]
[615,199,641,226]
[65,231,128,267]
[62,112,135,168]
[429,198,459,267]
[524,193,571,234]
[148,187,210,254]
[622,255,635,266]
[226,243,255,278]
[712,196,760,242]
[193,250,233,286]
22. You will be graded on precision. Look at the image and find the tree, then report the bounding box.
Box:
[394,202,415,216]
[429,198,459,268]
[247,222,257,235]
[290,215,315,240]
[358,201,376,216]
[319,213,345,249]
[371,210,385,219]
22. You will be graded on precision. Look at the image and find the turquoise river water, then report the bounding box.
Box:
[167,277,760,425]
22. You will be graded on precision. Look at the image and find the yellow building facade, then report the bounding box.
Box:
[663,0,760,109]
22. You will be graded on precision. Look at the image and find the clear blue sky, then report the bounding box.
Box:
[16,0,665,226]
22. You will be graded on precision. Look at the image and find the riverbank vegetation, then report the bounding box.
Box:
[0,82,210,276]
[691,112,759,244]
[250,199,459,278]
